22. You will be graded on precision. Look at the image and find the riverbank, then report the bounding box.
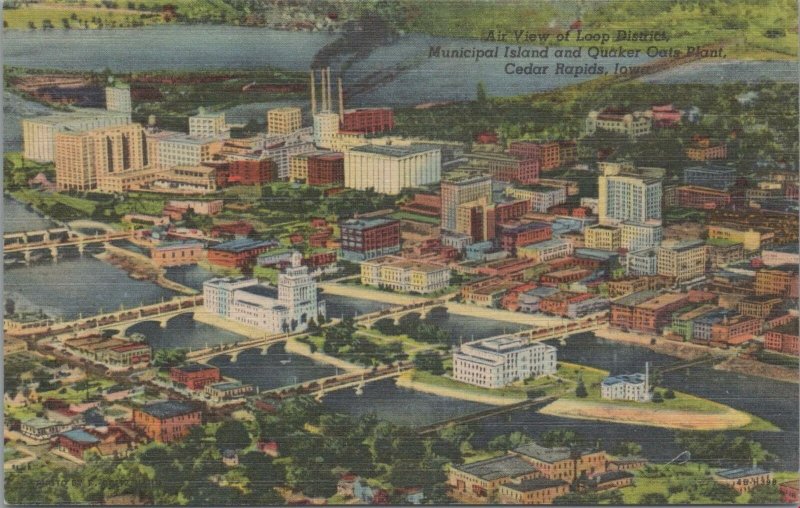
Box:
[95,245,197,295]
[284,337,363,373]
[539,397,776,432]
[715,356,799,384]
[594,326,729,361]
[395,370,526,406]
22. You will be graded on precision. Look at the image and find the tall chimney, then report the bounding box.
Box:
[338,77,345,123]
[320,69,327,112]
[326,67,332,112]
[310,70,317,114]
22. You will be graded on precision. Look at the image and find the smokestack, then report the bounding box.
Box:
[338,77,344,123]
[320,69,327,113]
[326,67,332,112]
[645,361,649,395]
[310,70,317,115]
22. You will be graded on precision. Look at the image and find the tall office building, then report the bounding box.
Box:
[54,123,147,191]
[189,108,227,138]
[267,107,303,135]
[105,82,132,118]
[598,163,662,224]
[440,171,493,233]
[23,110,130,162]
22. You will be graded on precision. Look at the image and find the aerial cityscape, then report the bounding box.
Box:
[2,0,799,505]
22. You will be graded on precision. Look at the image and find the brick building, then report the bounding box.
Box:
[131,400,202,443]
[710,315,761,347]
[466,152,540,185]
[498,478,569,504]
[151,241,204,267]
[340,108,394,133]
[764,319,799,356]
[677,186,732,209]
[307,152,345,185]
[497,221,552,254]
[511,443,607,483]
[170,364,222,390]
[755,265,798,298]
[447,455,539,503]
[207,239,276,269]
[508,141,561,171]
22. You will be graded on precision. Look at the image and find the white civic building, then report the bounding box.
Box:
[600,363,652,402]
[452,335,557,389]
[203,252,325,333]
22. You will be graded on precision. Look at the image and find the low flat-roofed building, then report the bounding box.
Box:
[498,478,570,504]
[360,256,450,294]
[448,454,539,503]
[131,400,202,443]
[601,373,651,402]
[764,319,799,356]
[511,442,607,483]
[151,241,204,267]
[204,381,254,401]
[714,467,772,493]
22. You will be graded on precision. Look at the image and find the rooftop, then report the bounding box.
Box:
[209,238,276,253]
[501,478,568,493]
[208,381,247,391]
[513,443,572,463]
[660,239,706,252]
[517,239,568,251]
[350,144,439,157]
[613,290,660,307]
[451,455,537,481]
[637,292,688,310]
[60,429,100,444]
[22,417,60,429]
[174,363,218,373]
[340,217,398,230]
[138,400,198,420]
[154,240,204,251]
[715,467,770,479]
[602,373,646,386]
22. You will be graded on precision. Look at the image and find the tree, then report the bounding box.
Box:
[413,351,444,375]
[611,441,642,457]
[5,298,15,316]
[701,482,738,503]
[749,484,781,504]
[540,430,584,448]
[575,378,588,398]
[215,420,251,451]
[639,492,668,504]
[664,388,676,399]
[652,390,664,403]
[476,81,488,103]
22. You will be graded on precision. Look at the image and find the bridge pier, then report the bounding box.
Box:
[50,245,58,263]
[23,249,31,265]
[228,351,241,363]
[78,242,85,257]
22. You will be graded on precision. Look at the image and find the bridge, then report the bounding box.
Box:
[417,395,556,435]
[4,295,204,339]
[355,299,447,327]
[259,362,414,401]
[655,355,718,374]
[4,229,133,263]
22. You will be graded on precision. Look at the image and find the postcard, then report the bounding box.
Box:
[2,0,798,505]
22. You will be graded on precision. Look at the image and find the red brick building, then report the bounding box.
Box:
[307,152,345,185]
[539,292,592,317]
[686,136,727,161]
[207,238,276,268]
[780,480,799,503]
[211,221,254,239]
[710,315,761,347]
[340,108,394,134]
[151,241,204,267]
[764,319,799,356]
[214,159,274,187]
[498,221,552,253]
[467,152,540,185]
[494,199,530,224]
[509,141,561,171]
[305,250,337,269]
[340,218,401,261]
[755,265,799,298]
[132,401,202,443]
[170,364,221,390]
[400,193,441,217]
[677,186,732,209]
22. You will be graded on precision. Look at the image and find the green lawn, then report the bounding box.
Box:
[409,369,528,402]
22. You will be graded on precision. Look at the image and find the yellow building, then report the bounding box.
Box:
[360,256,450,294]
[289,149,329,182]
[267,107,302,135]
[656,240,707,281]
[707,224,774,252]
[54,123,147,191]
[448,455,540,503]
[584,224,621,251]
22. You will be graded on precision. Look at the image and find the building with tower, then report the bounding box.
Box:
[601,363,652,402]
[203,252,326,333]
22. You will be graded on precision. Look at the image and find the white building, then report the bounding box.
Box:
[260,128,315,179]
[586,109,652,139]
[203,253,326,333]
[626,248,658,276]
[601,364,651,402]
[152,132,223,169]
[452,335,557,389]
[313,112,340,149]
[621,220,663,252]
[517,239,573,264]
[505,185,567,213]
[22,110,130,162]
[657,239,707,281]
[105,82,132,117]
[344,144,441,195]
[189,108,228,138]
[268,107,303,135]
[598,164,662,224]
[360,256,450,294]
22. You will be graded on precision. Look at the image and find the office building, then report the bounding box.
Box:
[621,220,663,251]
[516,239,573,264]
[657,240,707,281]
[131,401,201,443]
[456,197,496,242]
[508,140,561,171]
[441,171,493,233]
[23,110,130,162]
[151,132,223,169]
[683,164,736,190]
[267,107,302,135]
[340,108,394,134]
[105,82,132,116]
[340,218,401,261]
[506,185,567,213]
[207,238,276,269]
[466,152,539,185]
[584,224,621,251]
[307,151,345,185]
[598,164,662,223]
[188,108,227,138]
[54,123,148,191]
[344,144,441,195]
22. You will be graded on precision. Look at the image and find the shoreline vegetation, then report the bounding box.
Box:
[2,1,796,61]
